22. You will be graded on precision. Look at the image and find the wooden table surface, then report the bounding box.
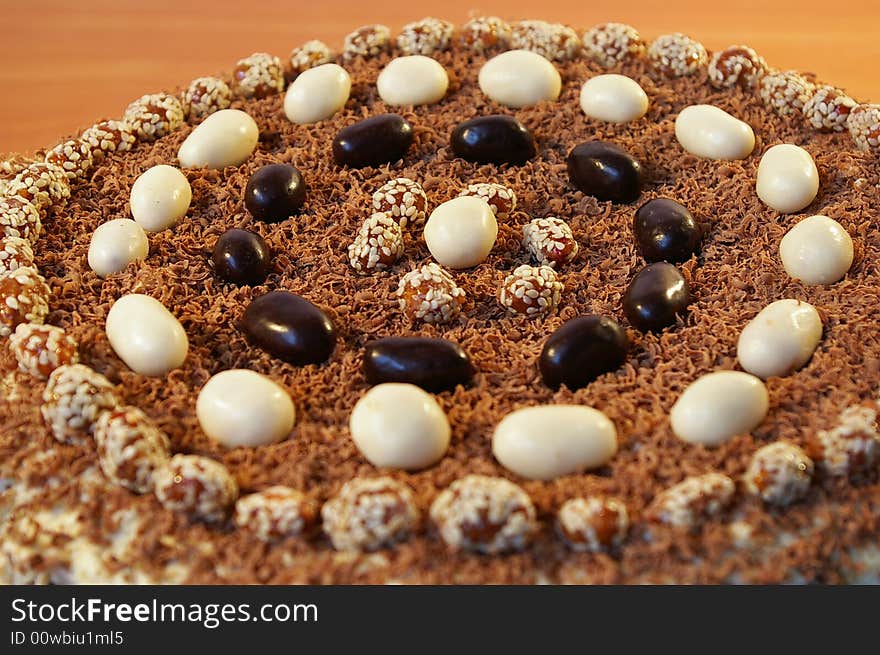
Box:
[2,0,878,154]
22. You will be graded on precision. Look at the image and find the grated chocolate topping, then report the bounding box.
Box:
[2,30,880,584]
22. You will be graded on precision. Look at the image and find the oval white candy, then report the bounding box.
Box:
[579,74,649,123]
[737,299,822,380]
[87,219,149,277]
[674,105,755,160]
[197,369,295,449]
[478,49,561,108]
[756,144,819,213]
[349,383,450,471]
[377,56,448,107]
[671,371,769,446]
[105,294,188,376]
[779,215,853,285]
[129,165,192,232]
[492,405,617,481]
[178,109,259,169]
[284,63,351,124]
[423,196,497,269]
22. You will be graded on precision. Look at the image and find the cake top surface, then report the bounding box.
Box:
[1,17,879,584]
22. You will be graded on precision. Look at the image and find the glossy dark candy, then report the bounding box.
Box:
[363,337,474,393]
[242,291,336,365]
[633,198,701,263]
[212,228,271,285]
[332,114,414,168]
[244,164,306,223]
[567,141,644,203]
[450,115,537,165]
[539,316,628,390]
[623,262,692,333]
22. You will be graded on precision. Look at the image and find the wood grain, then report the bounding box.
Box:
[2,0,878,154]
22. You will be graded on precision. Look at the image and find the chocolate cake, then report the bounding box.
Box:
[2,17,880,584]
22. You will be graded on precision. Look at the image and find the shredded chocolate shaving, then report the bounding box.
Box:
[2,40,880,584]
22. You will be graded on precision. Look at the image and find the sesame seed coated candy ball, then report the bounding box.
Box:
[457,183,516,220]
[396,263,466,324]
[847,104,880,152]
[807,405,880,477]
[371,177,428,229]
[321,477,420,552]
[9,322,78,379]
[430,475,537,554]
[0,266,50,337]
[0,236,34,274]
[80,120,136,160]
[460,16,511,52]
[510,20,581,62]
[289,40,334,76]
[396,17,455,56]
[707,45,768,89]
[647,473,735,529]
[803,85,857,132]
[41,364,118,445]
[582,22,645,68]
[497,264,563,317]
[45,139,94,181]
[94,406,171,494]
[8,161,70,210]
[557,497,629,552]
[743,442,813,506]
[154,455,239,523]
[0,197,41,245]
[648,33,708,77]
[522,217,579,267]
[181,76,232,119]
[234,487,317,542]
[759,70,816,117]
[347,213,405,274]
[124,93,184,141]
[342,24,390,59]
[232,53,285,99]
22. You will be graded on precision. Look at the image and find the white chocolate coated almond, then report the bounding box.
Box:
[424,196,497,269]
[105,294,188,376]
[671,371,769,446]
[129,165,191,232]
[492,405,617,480]
[737,299,822,379]
[579,74,649,123]
[377,56,448,106]
[197,369,295,448]
[284,64,351,124]
[478,50,561,108]
[674,105,755,160]
[779,215,853,285]
[756,144,819,213]
[178,109,259,169]
[349,383,450,470]
[87,219,149,277]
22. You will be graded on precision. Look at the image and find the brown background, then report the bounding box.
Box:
[2,0,878,154]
